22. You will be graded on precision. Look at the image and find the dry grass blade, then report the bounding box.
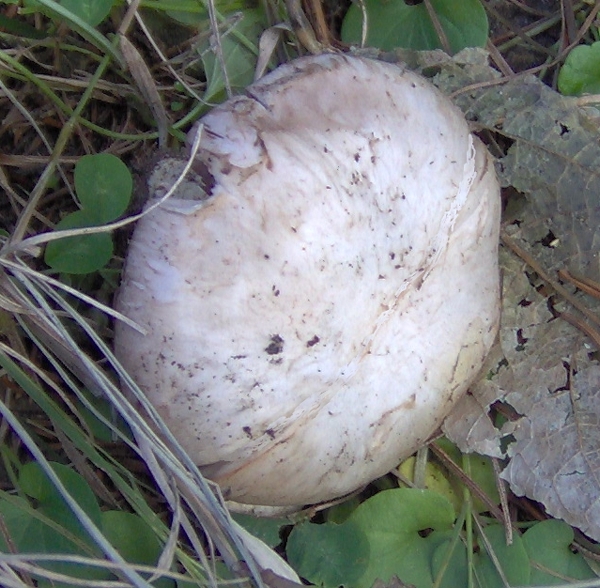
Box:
[9,1,599,587]
[0,241,271,585]
[0,552,209,587]
[119,35,169,148]
[5,266,272,566]
[0,0,288,579]
[1,125,204,258]
[0,400,152,588]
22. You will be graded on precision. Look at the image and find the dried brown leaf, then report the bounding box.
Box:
[395,48,600,541]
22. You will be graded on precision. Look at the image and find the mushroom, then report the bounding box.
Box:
[114,53,500,508]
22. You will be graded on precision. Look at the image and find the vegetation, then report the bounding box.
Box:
[1,1,600,587]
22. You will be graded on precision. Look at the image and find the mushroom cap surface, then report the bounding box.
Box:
[115,54,501,507]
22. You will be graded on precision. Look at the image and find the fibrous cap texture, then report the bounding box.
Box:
[115,54,501,507]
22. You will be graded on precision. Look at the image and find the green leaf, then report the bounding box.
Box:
[0,463,109,587]
[431,534,468,588]
[0,494,109,587]
[341,0,488,53]
[44,210,113,274]
[324,494,362,523]
[44,153,132,273]
[352,489,455,587]
[102,512,175,588]
[287,518,370,587]
[201,9,264,106]
[232,513,289,547]
[101,511,161,564]
[19,461,103,535]
[164,0,247,26]
[59,0,114,27]
[522,519,595,583]
[474,524,530,588]
[287,488,455,588]
[0,494,46,553]
[74,153,132,223]
[433,438,500,513]
[558,41,600,96]
[24,0,124,66]
[0,13,48,38]
[398,455,461,513]
[76,388,133,443]
[434,523,556,588]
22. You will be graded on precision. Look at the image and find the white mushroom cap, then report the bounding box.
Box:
[115,54,500,507]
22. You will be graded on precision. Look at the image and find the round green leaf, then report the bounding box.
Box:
[74,153,132,223]
[101,511,161,565]
[474,524,530,588]
[101,511,176,588]
[558,41,600,96]
[0,494,109,585]
[287,518,370,587]
[19,461,103,533]
[431,534,468,588]
[287,489,455,588]
[4,463,108,584]
[350,488,455,587]
[523,520,595,583]
[233,513,289,547]
[59,0,114,27]
[341,0,488,53]
[44,210,113,274]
